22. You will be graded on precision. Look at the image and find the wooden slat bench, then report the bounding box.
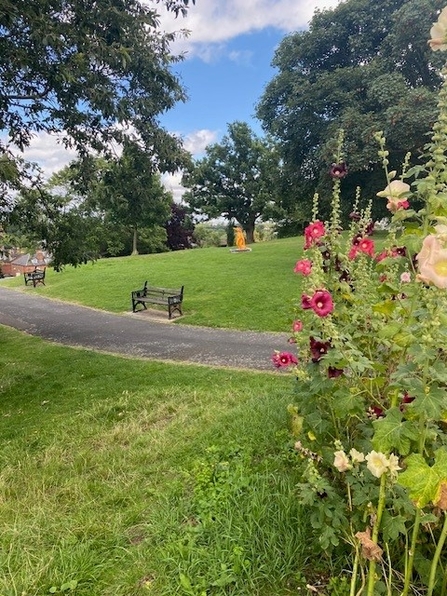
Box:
[24,267,46,287]
[131,281,184,319]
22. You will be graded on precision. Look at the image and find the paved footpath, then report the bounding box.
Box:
[0,286,291,371]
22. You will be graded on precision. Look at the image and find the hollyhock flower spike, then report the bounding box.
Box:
[271,351,298,368]
[377,180,411,213]
[294,259,312,275]
[429,6,447,51]
[309,290,334,317]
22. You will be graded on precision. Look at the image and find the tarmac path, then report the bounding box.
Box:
[0,286,291,371]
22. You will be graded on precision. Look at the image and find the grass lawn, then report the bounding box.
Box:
[2,237,306,332]
[0,328,312,595]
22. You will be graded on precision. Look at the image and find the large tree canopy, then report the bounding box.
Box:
[182,122,282,244]
[256,0,444,226]
[0,0,194,202]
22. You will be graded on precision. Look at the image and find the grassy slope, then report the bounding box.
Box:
[3,237,305,332]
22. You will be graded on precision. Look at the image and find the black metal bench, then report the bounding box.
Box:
[131,281,184,319]
[24,267,46,287]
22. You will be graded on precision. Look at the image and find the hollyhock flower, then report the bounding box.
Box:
[350,449,365,464]
[429,6,447,51]
[376,180,411,213]
[388,454,402,477]
[366,451,389,478]
[301,294,312,309]
[304,220,326,249]
[272,351,298,368]
[328,366,344,378]
[368,406,385,419]
[333,450,351,472]
[400,272,411,283]
[294,259,312,275]
[349,237,375,260]
[329,162,348,179]
[309,336,331,363]
[309,290,334,317]
[416,232,447,289]
[292,320,303,332]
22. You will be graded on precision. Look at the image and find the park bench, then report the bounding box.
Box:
[131,281,184,319]
[24,267,46,287]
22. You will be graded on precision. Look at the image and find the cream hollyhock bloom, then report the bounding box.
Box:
[429,6,447,51]
[366,451,389,478]
[376,180,410,213]
[388,454,402,477]
[349,448,365,463]
[333,450,352,472]
[416,231,447,289]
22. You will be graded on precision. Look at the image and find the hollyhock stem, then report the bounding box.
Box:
[366,473,387,596]
[427,512,447,596]
[401,508,421,596]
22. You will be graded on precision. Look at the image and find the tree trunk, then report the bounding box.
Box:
[245,222,255,244]
[131,226,139,255]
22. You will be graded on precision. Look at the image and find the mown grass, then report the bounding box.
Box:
[0,326,315,596]
[3,237,305,331]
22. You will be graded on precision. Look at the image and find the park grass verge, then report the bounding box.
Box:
[0,326,316,596]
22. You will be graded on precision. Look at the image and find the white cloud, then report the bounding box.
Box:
[182,129,218,154]
[17,132,78,177]
[158,0,341,58]
[161,171,186,202]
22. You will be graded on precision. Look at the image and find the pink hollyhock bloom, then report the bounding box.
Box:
[357,238,375,257]
[376,180,411,213]
[294,259,312,275]
[292,320,303,332]
[416,232,447,289]
[304,220,326,249]
[400,272,411,283]
[429,6,447,51]
[309,290,334,317]
[272,351,298,368]
[301,294,312,309]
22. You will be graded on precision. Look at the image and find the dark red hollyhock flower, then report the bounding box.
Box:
[328,366,344,378]
[310,336,331,363]
[330,162,348,179]
[349,211,361,221]
[365,220,375,236]
[301,294,313,309]
[394,246,407,257]
[400,392,415,411]
[310,289,334,317]
[368,406,385,419]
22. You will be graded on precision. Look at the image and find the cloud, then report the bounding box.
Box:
[181,129,219,155]
[159,0,341,58]
[10,132,78,177]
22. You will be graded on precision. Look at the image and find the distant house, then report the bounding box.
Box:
[1,250,51,277]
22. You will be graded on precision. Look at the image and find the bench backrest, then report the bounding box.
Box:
[143,282,183,298]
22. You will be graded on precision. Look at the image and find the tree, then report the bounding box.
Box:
[96,143,173,255]
[165,202,195,250]
[0,0,194,203]
[182,122,282,244]
[256,0,444,226]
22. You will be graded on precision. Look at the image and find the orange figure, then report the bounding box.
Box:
[234,227,246,250]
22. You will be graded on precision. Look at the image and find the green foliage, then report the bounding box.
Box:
[256,0,444,225]
[0,0,193,202]
[183,122,282,243]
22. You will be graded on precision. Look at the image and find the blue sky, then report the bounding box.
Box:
[18,0,341,196]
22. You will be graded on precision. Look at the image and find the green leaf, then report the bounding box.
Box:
[372,408,419,455]
[398,449,447,508]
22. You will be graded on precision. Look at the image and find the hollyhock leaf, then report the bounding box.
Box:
[377,323,402,339]
[332,389,365,418]
[372,408,419,455]
[372,300,397,316]
[410,384,447,420]
[392,209,417,222]
[381,511,407,542]
[399,449,447,508]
